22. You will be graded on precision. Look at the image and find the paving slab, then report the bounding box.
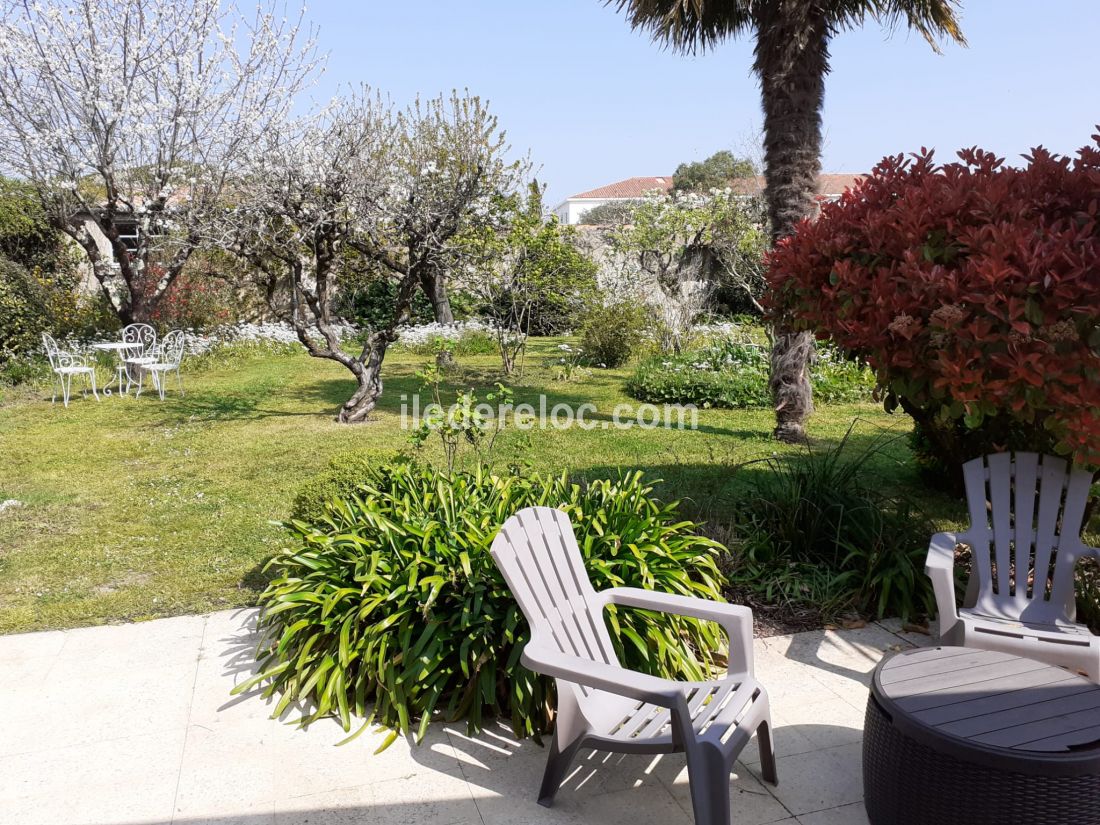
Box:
[0,608,925,825]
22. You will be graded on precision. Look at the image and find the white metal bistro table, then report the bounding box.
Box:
[90,341,143,396]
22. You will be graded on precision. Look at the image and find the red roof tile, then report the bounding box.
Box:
[570,176,673,199]
[568,173,864,201]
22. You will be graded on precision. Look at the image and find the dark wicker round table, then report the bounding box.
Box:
[864,645,1100,825]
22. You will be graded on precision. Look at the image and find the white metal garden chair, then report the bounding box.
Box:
[41,333,99,407]
[138,329,186,400]
[926,452,1100,681]
[121,323,157,394]
[490,507,776,825]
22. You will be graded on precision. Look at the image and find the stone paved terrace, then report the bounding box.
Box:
[1,609,936,825]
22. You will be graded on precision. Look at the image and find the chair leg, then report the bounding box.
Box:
[683,742,732,825]
[51,374,58,404]
[756,721,778,785]
[538,689,587,807]
[89,370,99,401]
[62,373,72,407]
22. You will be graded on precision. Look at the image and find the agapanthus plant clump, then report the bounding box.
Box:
[768,135,1100,468]
[239,461,727,748]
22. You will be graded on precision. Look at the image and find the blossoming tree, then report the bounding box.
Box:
[378,92,529,329]
[220,90,525,423]
[0,0,319,323]
[458,183,597,375]
[609,190,768,353]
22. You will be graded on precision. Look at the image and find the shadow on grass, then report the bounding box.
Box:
[240,556,279,595]
[574,424,946,523]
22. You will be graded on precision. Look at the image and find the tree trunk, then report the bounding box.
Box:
[418,267,457,367]
[419,268,454,324]
[337,363,383,423]
[754,1,829,443]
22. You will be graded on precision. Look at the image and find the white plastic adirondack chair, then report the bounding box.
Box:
[927,452,1100,681]
[490,507,775,825]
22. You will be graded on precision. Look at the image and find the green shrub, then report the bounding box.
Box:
[0,250,115,369]
[336,271,479,331]
[336,274,435,329]
[0,258,48,363]
[0,352,51,394]
[628,340,874,408]
[728,429,934,621]
[580,300,646,368]
[1076,559,1100,636]
[0,177,63,272]
[242,461,726,746]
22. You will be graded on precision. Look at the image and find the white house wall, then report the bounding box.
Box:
[553,198,614,225]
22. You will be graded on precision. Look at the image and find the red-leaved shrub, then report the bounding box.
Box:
[767,135,1100,467]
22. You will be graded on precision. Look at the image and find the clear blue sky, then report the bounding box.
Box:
[304,1,1100,207]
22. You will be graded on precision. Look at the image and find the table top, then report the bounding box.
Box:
[92,342,141,351]
[874,646,1100,768]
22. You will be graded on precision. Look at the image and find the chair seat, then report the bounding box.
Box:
[961,608,1097,643]
[124,357,156,365]
[143,362,175,371]
[588,676,767,753]
[54,366,94,374]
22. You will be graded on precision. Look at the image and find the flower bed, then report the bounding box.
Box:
[628,339,874,408]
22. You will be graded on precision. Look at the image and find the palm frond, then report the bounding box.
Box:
[608,0,965,54]
[607,0,754,55]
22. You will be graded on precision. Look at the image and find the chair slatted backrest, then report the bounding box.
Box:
[962,453,1096,622]
[122,323,156,357]
[491,507,620,679]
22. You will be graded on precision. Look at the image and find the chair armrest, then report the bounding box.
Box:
[926,532,961,638]
[57,350,89,368]
[521,643,683,709]
[597,587,754,678]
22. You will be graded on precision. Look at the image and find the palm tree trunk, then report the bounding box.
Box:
[753,1,829,442]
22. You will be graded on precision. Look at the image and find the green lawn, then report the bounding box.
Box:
[0,338,959,633]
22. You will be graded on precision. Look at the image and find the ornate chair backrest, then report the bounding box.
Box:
[122,323,157,357]
[490,507,621,699]
[159,330,186,367]
[41,332,61,370]
[961,452,1096,624]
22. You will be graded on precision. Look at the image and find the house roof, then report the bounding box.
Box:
[566,173,864,202]
[814,173,866,196]
[706,174,866,197]
[569,176,673,200]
